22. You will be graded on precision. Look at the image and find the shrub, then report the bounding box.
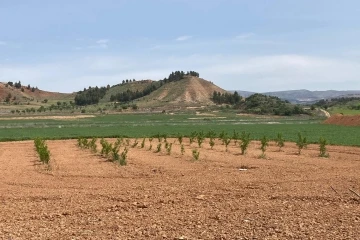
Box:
[218,131,226,144]
[111,144,120,161]
[34,138,50,164]
[209,138,215,149]
[77,138,89,149]
[181,144,185,155]
[232,130,239,145]
[221,133,229,145]
[162,134,167,143]
[166,143,173,155]
[156,133,162,143]
[77,138,82,148]
[177,134,183,145]
[260,136,269,153]
[296,132,307,155]
[82,138,89,149]
[115,137,123,147]
[259,136,269,158]
[131,139,138,148]
[196,131,205,147]
[100,138,112,157]
[275,133,285,151]
[239,131,251,155]
[155,143,162,153]
[192,149,200,161]
[190,131,197,145]
[119,148,128,166]
[218,130,225,139]
[319,137,329,158]
[207,130,217,149]
[89,137,97,153]
[223,137,231,152]
[141,138,146,148]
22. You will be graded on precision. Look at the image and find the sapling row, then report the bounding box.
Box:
[77,137,128,165]
[34,138,50,164]
[296,132,308,155]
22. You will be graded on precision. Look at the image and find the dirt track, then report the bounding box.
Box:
[0,139,359,239]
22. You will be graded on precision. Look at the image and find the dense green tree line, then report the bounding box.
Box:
[110,84,159,102]
[241,94,306,116]
[74,86,107,106]
[163,71,199,83]
[212,92,306,116]
[314,97,360,110]
[212,91,242,105]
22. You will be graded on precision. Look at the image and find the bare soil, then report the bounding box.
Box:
[0,139,359,239]
[140,76,226,108]
[0,83,72,102]
[324,114,360,126]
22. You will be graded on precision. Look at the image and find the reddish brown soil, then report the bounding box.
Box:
[324,114,360,126]
[0,139,359,239]
[0,83,72,101]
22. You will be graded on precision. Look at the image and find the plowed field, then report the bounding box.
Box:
[324,114,360,126]
[0,139,359,239]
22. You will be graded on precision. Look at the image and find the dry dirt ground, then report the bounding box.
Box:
[0,139,359,239]
[324,114,360,126]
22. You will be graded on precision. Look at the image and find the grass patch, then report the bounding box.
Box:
[0,113,359,146]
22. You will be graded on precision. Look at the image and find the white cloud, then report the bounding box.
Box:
[96,39,109,44]
[199,55,360,91]
[342,49,360,57]
[235,33,255,39]
[87,39,110,49]
[175,35,192,41]
[1,54,360,93]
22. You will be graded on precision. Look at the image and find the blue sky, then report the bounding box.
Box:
[0,0,360,93]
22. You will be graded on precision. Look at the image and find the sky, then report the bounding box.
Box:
[0,0,360,93]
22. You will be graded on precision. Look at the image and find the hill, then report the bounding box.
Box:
[312,96,360,115]
[100,80,158,103]
[236,93,306,116]
[0,82,73,103]
[231,89,360,103]
[137,76,227,108]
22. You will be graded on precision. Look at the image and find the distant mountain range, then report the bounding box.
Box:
[231,90,360,104]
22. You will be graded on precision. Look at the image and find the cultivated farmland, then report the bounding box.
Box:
[0,113,359,239]
[0,137,359,239]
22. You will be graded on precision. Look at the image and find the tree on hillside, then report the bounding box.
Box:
[212,91,242,105]
[5,93,12,103]
[74,86,107,106]
[240,94,306,116]
[162,70,200,83]
[110,83,159,103]
[14,81,21,89]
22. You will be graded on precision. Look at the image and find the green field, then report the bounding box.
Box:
[328,106,360,115]
[0,113,359,146]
